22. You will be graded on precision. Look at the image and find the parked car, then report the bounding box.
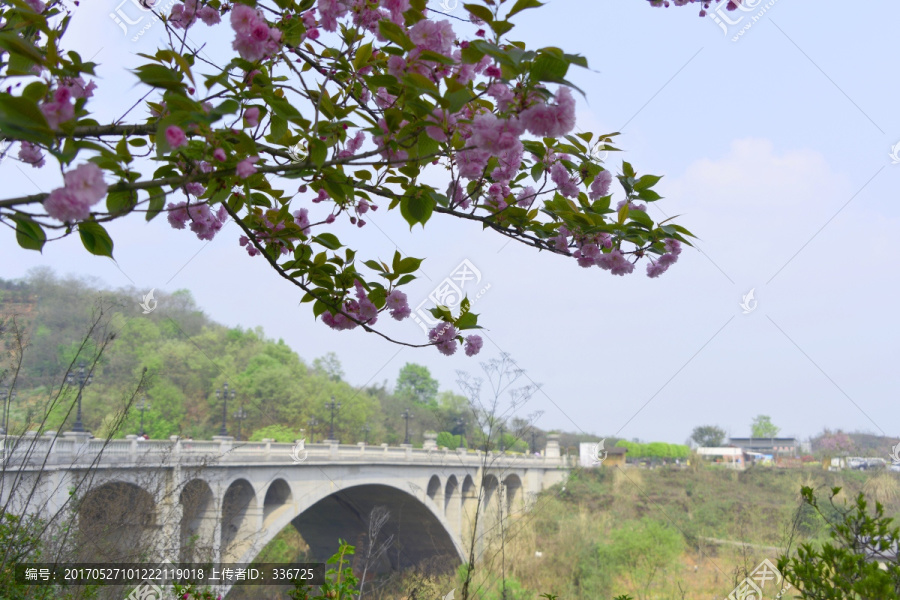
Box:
[847,457,867,470]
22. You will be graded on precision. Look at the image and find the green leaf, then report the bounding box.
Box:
[463,3,494,23]
[637,188,662,202]
[396,257,423,274]
[146,186,165,221]
[353,42,374,71]
[309,138,327,167]
[132,64,184,90]
[633,174,662,191]
[400,194,434,229]
[445,87,475,113]
[0,95,54,145]
[78,222,114,257]
[378,21,416,51]
[529,52,569,83]
[313,233,342,250]
[106,189,137,215]
[507,0,544,17]
[455,311,478,330]
[13,217,45,251]
[627,208,653,228]
[0,31,44,64]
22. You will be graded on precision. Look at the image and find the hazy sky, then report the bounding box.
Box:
[2,0,898,446]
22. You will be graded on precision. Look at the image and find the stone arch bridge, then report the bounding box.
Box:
[2,433,571,593]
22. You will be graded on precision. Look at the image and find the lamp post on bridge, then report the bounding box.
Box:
[233,405,248,441]
[325,396,341,442]
[65,362,93,434]
[498,423,505,453]
[215,382,235,438]
[401,409,413,445]
[308,417,318,443]
[362,424,371,445]
[136,396,150,437]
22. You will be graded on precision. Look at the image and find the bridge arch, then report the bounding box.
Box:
[262,478,294,530]
[444,475,460,534]
[426,475,442,505]
[75,481,156,563]
[180,478,216,563]
[235,479,464,572]
[221,478,259,562]
[503,474,523,515]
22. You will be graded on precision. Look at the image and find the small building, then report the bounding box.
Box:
[728,437,799,457]
[695,447,747,469]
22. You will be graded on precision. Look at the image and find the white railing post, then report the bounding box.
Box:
[126,435,138,461]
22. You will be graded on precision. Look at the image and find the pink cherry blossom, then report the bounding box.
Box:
[184,182,205,197]
[170,1,198,29]
[317,0,350,32]
[596,249,634,276]
[550,162,579,198]
[243,106,260,128]
[616,200,647,212]
[589,170,613,200]
[236,156,259,179]
[18,142,45,168]
[167,202,190,229]
[552,225,570,251]
[294,208,311,234]
[213,148,227,162]
[165,125,188,148]
[62,76,96,99]
[239,235,261,257]
[64,163,108,205]
[464,335,483,356]
[470,114,524,154]
[386,290,411,320]
[519,86,577,138]
[40,91,74,130]
[456,149,491,179]
[409,19,455,55]
[516,186,536,207]
[664,238,682,255]
[197,5,221,25]
[44,189,86,222]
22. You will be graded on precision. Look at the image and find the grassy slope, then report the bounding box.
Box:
[314,464,900,600]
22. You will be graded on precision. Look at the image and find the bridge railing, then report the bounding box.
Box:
[1,433,574,468]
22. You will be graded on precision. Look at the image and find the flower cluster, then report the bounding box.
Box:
[40,87,75,130]
[18,142,45,168]
[230,4,283,62]
[236,208,313,257]
[43,163,108,222]
[166,201,228,241]
[426,323,483,357]
[385,289,411,320]
[321,281,379,330]
[429,323,459,356]
[170,0,221,29]
[648,0,742,17]
[646,239,682,278]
